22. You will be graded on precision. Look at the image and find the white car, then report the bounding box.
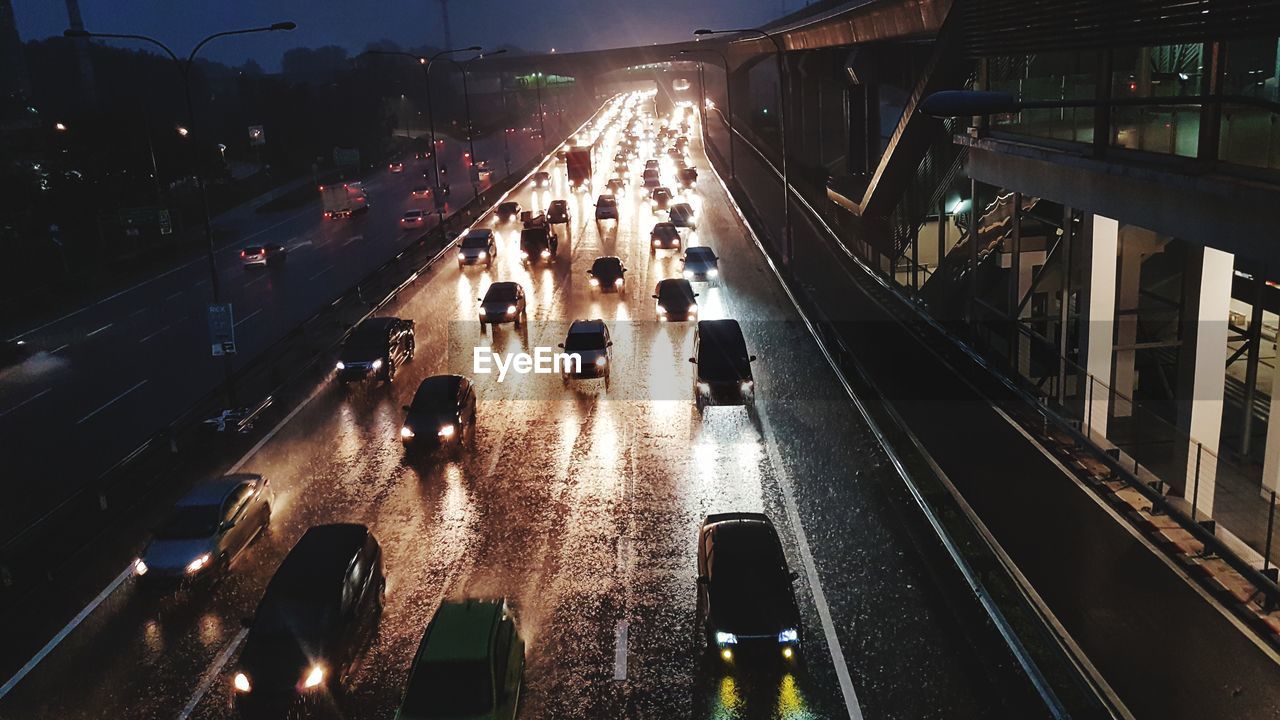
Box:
[401,210,427,229]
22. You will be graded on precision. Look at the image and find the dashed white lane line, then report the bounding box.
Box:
[613,620,629,681]
[176,628,249,720]
[164,290,184,302]
[76,379,148,425]
[234,308,262,328]
[50,343,70,355]
[139,325,172,344]
[339,235,363,248]
[85,323,112,338]
[308,266,333,282]
[0,565,134,701]
[0,388,52,419]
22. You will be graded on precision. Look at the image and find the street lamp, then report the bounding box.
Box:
[65,21,296,407]
[534,72,547,154]
[694,27,791,264]
[678,48,734,179]
[455,49,508,199]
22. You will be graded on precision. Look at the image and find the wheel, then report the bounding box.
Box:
[479,320,487,333]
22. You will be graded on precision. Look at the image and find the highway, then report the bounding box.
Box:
[0,129,543,536]
[0,95,1037,719]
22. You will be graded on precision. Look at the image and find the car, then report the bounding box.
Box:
[650,187,674,211]
[681,246,721,286]
[678,167,698,190]
[667,147,685,162]
[401,210,428,229]
[594,195,619,222]
[478,281,527,330]
[546,199,571,224]
[233,524,385,718]
[519,223,558,265]
[587,256,627,293]
[669,202,697,229]
[134,474,273,589]
[532,171,551,188]
[605,178,627,198]
[389,161,405,173]
[411,186,432,199]
[400,375,477,451]
[697,513,801,665]
[650,222,682,253]
[396,599,525,720]
[554,148,567,161]
[495,201,522,223]
[336,317,415,383]
[614,152,628,164]
[458,228,497,268]
[559,319,612,384]
[653,278,698,321]
[690,319,756,411]
[675,136,689,151]
[641,174,662,196]
[0,340,33,371]
[240,243,286,268]
[644,159,660,171]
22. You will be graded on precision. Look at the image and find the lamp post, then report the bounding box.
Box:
[534,72,547,154]
[499,74,512,175]
[457,49,508,199]
[679,48,734,179]
[65,21,296,407]
[694,27,791,264]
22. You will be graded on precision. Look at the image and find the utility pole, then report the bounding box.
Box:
[437,0,453,50]
[64,0,96,106]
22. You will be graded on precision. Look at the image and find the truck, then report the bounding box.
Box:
[565,147,593,193]
[320,182,369,219]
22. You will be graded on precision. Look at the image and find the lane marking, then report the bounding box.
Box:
[244,273,269,288]
[234,308,262,328]
[164,290,184,302]
[339,235,363,249]
[613,620,629,681]
[0,388,52,420]
[308,266,332,282]
[85,323,112,338]
[0,565,134,700]
[50,344,69,355]
[176,628,249,720]
[128,308,148,318]
[76,379,148,425]
[139,325,171,344]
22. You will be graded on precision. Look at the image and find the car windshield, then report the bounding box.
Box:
[592,259,621,275]
[598,197,617,207]
[655,225,677,238]
[643,169,659,179]
[698,334,750,379]
[498,202,518,213]
[154,504,220,540]
[658,282,693,306]
[244,246,264,254]
[346,323,388,353]
[401,660,493,717]
[404,211,422,218]
[686,247,716,262]
[462,234,490,248]
[564,331,606,353]
[484,285,517,302]
[253,597,334,640]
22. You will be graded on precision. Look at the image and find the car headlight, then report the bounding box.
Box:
[438,424,456,438]
[697,382,711,394]
[589,277,599,286]
[506,305,517,315]
[540,249,551,258]
[707,269,719,278]
[614,278,623,286]
[335,361,345,370]
[519,250,528,258]
[134,558,148,576]
[477,251,486,259]
[595,356,607,367]
[400,426,415,439]
[371,359,383,371]
[778,628,798,643]
[458,252,466,260]
[653,238,662,246]
[682,270,693,279]
[478,306,486,316]
[656,304,667,314]
[689,303,698,314]
[741,380,754,393]
[186,553,211,574]
[714,631,738,646]
[233,672,252,693]
[302,665,326,689]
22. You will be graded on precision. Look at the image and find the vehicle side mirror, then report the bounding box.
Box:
[557,343,565,349]
[694,293,700,298]
[240,616,254,629]
[606,341,613,347]
[749,355,757,362]
[688,357,696,364]
[789,570,800,582]
[402,404,411,412]
[652,295,659,299]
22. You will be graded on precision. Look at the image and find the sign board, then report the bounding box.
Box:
[248,125,265,147]
[208,303,236,356]
[333,147,360,167]
[157,209,173,235]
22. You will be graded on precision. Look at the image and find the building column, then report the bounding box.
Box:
[1262,342,1280,494]
[1080,215,1119,440]
[1113,226,1166,418]
[1176,245,1235,517]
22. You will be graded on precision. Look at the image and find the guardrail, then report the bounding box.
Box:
[0,98,619,608]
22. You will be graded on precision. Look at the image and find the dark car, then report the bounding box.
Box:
[678,167,698,190]
[241,243,287,269]
[605,178,627,198]
[690,319,756,411]
[532,171,551,188]
[0,340,33,371]
[458,229,497,268]
[650,222,682,254]
[669,202,697,229]
[232,524,385,718]
[546,199,571,224]
[595,195,619,222]
[395,599,525,720]
[401,374,477,451]
[495,201,522,223]
[519,225,559,265]
[644,159,660,171]
[135,474,273,590]
[653,278,698,321]
[336,317,415,383]
[587,256,627,293]
[649,187,674,211]
[559,319,612,383]
[697,513,801,666]
[681,246,720,285]
[478,281,527,330]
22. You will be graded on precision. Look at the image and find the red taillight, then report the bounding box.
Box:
[240,250,246,257]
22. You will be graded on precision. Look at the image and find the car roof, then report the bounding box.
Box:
[465,228,493,239]
[697,319,746,345]
[654,222,676,231]
[550,199,567,206]
[592,256,622,268]
[265,524,370,595]
[420,599,503,663]
[568,318,606,334]
[352,316,399,336]
[176,473,261,506]
[657,277,692,290]
[413,374,465,406]
[686,246,715,257]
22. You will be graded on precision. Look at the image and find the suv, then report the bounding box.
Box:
[519,223,559,265]
[595,195,619,222]
[495,201,522,223]
[336,317,415,383]
[559,319,612,384]
[401,374,477,452]
[395,599,525,720]
[546,199,571,224]
[458,228,497,268]
[233,524,385,718]
[605,178,627,198]
[690,319,756,411]
[478,282,527,330]
[697,513,801,665]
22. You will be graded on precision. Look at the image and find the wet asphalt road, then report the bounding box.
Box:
[0,131,542,533]
[0,98,1025,719]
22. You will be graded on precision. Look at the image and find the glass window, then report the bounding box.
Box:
[1110,44,1204,157]
[1219,36,1280,170]
[987,51,1098,143]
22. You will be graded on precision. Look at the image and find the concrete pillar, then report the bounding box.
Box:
[1113,226,1166,418]
[1176,245,1235,516]
[1081,215,1119,440]
[1262,340,1280,494]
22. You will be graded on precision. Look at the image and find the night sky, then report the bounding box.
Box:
[12,0,790,71]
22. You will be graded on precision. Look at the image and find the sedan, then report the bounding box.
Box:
[653,278,698,321]
[401,374,477,453]
[650,187,674,211]
[681,246,720,284]
[135,474,273,589]
[669,202,697,229]
[389,161,405,173]
[410,186,432,199]
[458,228,497,268]
[401,210,428,229]
[650,222,682,253]
[241,244,286,268]
[532,171,551,188]
[587,256,627,293]
[478,281,527,331]
[495,201,522,223]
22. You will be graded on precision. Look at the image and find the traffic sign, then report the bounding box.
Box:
[208,303,236,356]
